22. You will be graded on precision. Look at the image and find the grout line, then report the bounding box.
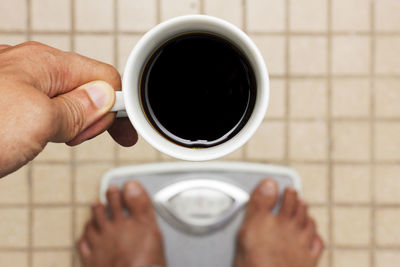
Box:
[199,0,204,14]
[370,0,376,266]
[26,1,33,266]
[241,0,248,161]
[284,0,290,166]
[70,0,76,266]
[154,0,163,162]
[27,158,400,165]
[326,0,333,265]
[3,29,400,36]
[157,0,161,24]
[114,0,120,168]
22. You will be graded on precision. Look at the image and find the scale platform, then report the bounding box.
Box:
[100,161,301,267]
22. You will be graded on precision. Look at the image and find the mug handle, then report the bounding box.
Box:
[110,91,128,118]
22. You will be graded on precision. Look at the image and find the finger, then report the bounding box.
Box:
[107,117,138,147]
[50,80,115,143]
[66,113,115,146]
[10,41,121,97]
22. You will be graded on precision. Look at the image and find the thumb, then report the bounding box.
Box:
[51,80,116,143]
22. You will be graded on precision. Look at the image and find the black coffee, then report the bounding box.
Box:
[140,32,256,148]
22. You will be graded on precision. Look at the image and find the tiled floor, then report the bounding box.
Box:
[0,0,400,267]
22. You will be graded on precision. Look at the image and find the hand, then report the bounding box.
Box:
[0,42,138,177]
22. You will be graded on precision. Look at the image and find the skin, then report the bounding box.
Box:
[0,42,138,177]
[79,179,324,267]
[78,181,166,267]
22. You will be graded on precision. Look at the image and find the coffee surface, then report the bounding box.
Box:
[140,32,256,148]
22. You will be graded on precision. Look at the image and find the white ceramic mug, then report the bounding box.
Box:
[111,15,269,161]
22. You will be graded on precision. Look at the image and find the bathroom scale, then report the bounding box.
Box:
[100,161,301,267]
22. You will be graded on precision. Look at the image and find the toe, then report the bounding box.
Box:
[279,187,298,219]
[294,200,308,228]
[106,186,124,221]
[302,217,317,247]
[122,181,155,220]
[85,219,100,247]
[245,179,278,219]
[77,238,91,266]
[311,235,324,259]
[92,202,109,230]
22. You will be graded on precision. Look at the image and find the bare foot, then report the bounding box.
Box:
[77,181,166,267]
[235,179,324,267]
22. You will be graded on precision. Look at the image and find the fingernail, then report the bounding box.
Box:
[84,81,114,109]
[260,180,277,196]
[126,182,141,198]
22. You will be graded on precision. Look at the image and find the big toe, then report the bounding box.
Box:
[123,181,155,220]
[247,179,279,216]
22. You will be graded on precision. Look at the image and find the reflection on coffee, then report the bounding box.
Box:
[140,32,256,148]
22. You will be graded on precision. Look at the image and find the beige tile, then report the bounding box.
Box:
[0,34,27,45]
[160,0,200,21]
[30,34,71,52]
[0,208,28,248]
[246,121,285,161]
[0,0,27,31]
[333,164,371,203]
[221,147,244,161]
[0,252,28,267]
[204,0,243,28]
[117,137,158,163]
[375,79,400,118]
[75,34,114,65]
[375,37,400,74]
[333,250,370,267]
[289,0,327,32]
[375,251,400,267]
[289,79,327,118]
[75,132,115,162]
[118,34,142,73]
[75,163,113,203]
[292,164,328,204]
[74,206,91,240]
[265,79,285,119]
[374,122,400,161]
[289,37,327,75]
[332,121,370,162]
[375,0,400,31]
[375,165,400,204]
[31,0,70,31]
[32,164,71,204]
[33,207,72,247]
[318,251,330,267]
[333,207,371,246]
[33,251,71,267]
[289,121,327,161]
[376,208,400,246]
[309,207,329,245]
[34,143,72,162]
[332,0,370,31]
[118,0,157,32]
[331,78,370,118]
[332,35,370,75]
[75,0,113,31]
[0,166,29,204]
[160,152,179,162]
[247,0,285,32]
[250,35,285,76]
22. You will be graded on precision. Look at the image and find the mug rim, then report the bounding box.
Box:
[123,14,269,161]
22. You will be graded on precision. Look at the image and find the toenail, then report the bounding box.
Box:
[126,182,141,198]
[260,180,277,196]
